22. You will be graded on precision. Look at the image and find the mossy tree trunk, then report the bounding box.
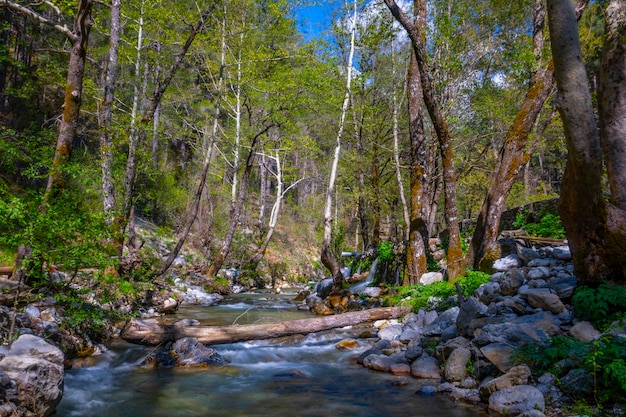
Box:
[467,0,555,270]
[548,0,626,285]
[384,0,465,280]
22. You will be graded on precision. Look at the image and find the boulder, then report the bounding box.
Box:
[422,307,459,336]
[480,343,515,373]
[488,385,545,416]
[410,354,442,379]
[493,254,523,272]
[378,324,403,341]
[500,269,525,296]
[144,337,229,368]
[420,272,444,285]
[444,347,471,382]
[363,354,393,372]
[456,297,488,337]
[568,321,601,342]
[0,334,64,417]
[525,291,565,314]
[479,364,531,400]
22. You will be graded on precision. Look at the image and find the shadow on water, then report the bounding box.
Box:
[56,292,486,417]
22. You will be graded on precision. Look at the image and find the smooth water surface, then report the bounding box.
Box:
[56,292,485,417]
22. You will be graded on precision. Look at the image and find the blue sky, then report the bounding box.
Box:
[293,1,343,41]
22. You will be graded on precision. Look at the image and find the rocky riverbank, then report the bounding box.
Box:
[351,242,624,417]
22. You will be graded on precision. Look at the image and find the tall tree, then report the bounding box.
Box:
[547,0,626,285]
[0,0,95,205]
[383,0,465,280]
[466,0,555,270]
[321,0,358,290]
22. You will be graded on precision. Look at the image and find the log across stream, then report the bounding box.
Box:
[121,306,411,346]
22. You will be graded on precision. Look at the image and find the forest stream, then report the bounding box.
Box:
[56,291,485,417]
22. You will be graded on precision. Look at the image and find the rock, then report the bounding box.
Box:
[519,247,541,263]
[456,297,488,338]
[526,291,565,314]
[444,347,471,382]
[0,335,64,416]
[389,362,411,376]
[479,364,531,400]
[363,354,393,372]
[422,307,459,336]
[438,382,481,403]
[551,246,572,261]
[416,385,437,395]
[480,343,515,373]
[378,324,403,341]
[420,272,444,285]
[559,368,594,395]
[410,354,442,379]
[493,254,523,272]
[316,277,334,299]
[357,348,383,365]
[405,345,423,362]
[547,275,577,299]
[145,337,228,368]
[527,266,551,280]
[569,321,601,342]
[335,339,360,349]
[501,269,525,296]
[489,385,545,416]
[362,286,383,298]
[476,281,502,304]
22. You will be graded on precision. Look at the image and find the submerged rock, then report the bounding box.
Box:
[144,337,229,368]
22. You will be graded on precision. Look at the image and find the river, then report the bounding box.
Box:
[56,291,486,417]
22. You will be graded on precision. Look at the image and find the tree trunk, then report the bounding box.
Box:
[599,0,626,211]
[548,0,626,285]
[121,306,411,346]
[42,0,93,205]
[403,1,429,286]
[384,0,464,280]
[321,0,357,290]
[467,0,554,270]
[99,0,121,222]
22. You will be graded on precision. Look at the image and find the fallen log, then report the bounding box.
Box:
[121,306,411,346]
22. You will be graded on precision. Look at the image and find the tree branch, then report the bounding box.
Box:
[1,1,76,41]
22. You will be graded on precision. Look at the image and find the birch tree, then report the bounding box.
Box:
[321,0,358,290]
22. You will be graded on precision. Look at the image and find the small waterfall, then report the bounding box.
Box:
[350,257,378,295]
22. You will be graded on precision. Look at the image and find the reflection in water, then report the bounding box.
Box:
[56,292,485,417]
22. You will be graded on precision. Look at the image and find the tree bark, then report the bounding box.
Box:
[548,0,626,285]
[99,0,121,222]
[467,0,554,270]
[321,0,357,290]
[599,0,626,211]
[41,0,94,205]
[403,0,429,286]
[121,306,411,346]
[384,0,464,280]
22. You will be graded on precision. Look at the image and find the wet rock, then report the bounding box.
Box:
[378,324,403,341]
[410,354,441,379]
[145,337,229,368]
[416,385,437,395]
[363,354,393,372]
[390,362,411,376]
[316,277,334,299]
[489,385,545,416]
[405,345,423,362]
[362,287,383,298]
[501,269,525,296]
[335,339,360,350]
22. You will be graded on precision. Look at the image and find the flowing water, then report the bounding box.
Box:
[56,292,485,417]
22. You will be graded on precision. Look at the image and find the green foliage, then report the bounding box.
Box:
[572,283,626,330]
[514,335,626,404]
[54,291,111,343]
[383,270,490,312]
[513,210,565,239]
[377,241,394,262]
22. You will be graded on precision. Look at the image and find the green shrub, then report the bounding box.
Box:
[513,335,626,405]
[573,283,626,330]
[514,210,565,239]
[378,241,394,262]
